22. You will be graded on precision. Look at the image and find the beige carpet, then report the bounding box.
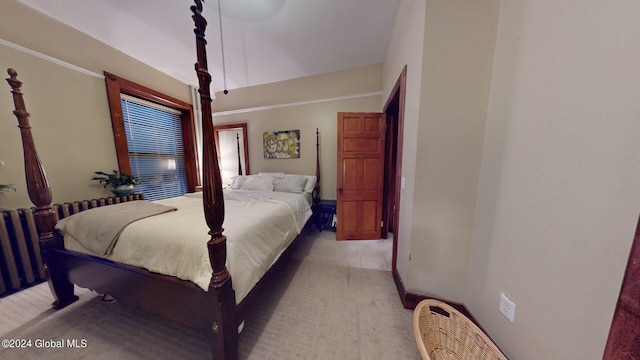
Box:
[0,230,420,359]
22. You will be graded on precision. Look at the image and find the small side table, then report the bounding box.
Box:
[312,199,336,232]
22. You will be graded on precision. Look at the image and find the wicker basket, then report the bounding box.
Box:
[413,299,508,360]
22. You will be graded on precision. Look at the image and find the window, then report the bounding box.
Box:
[121,95,187,200]
[104,72,199,200]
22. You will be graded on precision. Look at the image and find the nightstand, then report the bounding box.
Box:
[312,199,336,231]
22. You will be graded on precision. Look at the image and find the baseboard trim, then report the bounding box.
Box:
[392,268,506,354]
[392,267,474,321]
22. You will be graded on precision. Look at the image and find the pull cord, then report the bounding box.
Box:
[218,0,229,94]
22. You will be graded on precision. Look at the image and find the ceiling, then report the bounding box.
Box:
[20,0,400,93]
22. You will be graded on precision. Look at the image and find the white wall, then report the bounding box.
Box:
[465,0,640,358]
[384,0,640,358]
[382,0,427,291]
[382,0,499,304]
[409,0,499,302]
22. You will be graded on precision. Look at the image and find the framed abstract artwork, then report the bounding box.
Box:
[263,129,300,159]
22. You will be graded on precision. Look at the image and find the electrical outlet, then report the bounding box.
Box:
[499,292,515,322]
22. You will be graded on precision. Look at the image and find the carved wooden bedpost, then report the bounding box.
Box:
[191,2,238,359]
[5,69,79,309]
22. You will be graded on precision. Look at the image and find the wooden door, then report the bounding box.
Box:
[336,112,386,240]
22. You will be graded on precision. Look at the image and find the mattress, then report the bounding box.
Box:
[62,189,312,303]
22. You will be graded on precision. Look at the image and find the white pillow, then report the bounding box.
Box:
[274,175,308,194]
[258,172,286,179]
[304,176,317,194]
[240,176,274,191]
[229,175,247,189]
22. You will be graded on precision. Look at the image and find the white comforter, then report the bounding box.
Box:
[63,190,312,303]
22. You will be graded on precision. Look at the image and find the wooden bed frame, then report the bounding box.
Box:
[5,1,320,359]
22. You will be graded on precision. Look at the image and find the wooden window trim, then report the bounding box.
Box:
[103,71,200,192]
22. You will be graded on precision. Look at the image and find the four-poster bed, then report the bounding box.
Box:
[4,1,320,359]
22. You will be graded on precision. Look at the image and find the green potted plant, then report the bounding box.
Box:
[92,170,142,197]
[0,184,16,194]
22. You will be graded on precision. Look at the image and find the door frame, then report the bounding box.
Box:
[382,66,407,270]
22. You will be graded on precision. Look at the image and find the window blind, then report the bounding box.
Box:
[121,95,187,201]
